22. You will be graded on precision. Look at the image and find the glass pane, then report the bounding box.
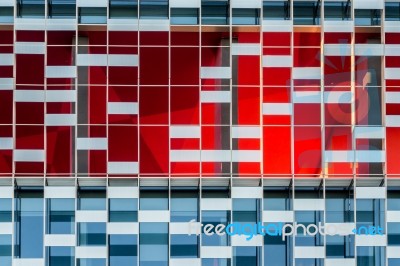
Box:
[232,8,260,25]
[78,223,106,246]
[47,247,74,266]
[139,187,168,210]
[201,0,229,25]
[386,2,400,21]
[14,189,44,258]
[0,199,12,222]
[139,223,168,266]
[171,188,199,222]
[171,8,199,25]
[263,188,292,211]
[77,259,106,266]
[324,1,351,20]
[47,199,75,234]
[263,1,290,20]
[140,0,168,19]
[78,188,106,210]
[109,235,138,266]
[202,211,230,246]
[0,7,14,23]
[109,199,138,222]
[293,1,321,25]
[0,235,11,266]
[48,0,76,18]
[354,9,381,26]
[17,0,45,18]
[109,0,138,19]
[170,235,198,258]
[78,7,107,24]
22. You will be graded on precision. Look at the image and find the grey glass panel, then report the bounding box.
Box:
[263,1,290,20]
[47,199,75,234]
[78,7,107,24]
[140,187,168,210]
[202,211,230,246]
[293,1,321,25]
[78,188,106,210]
[139,223,168,266]
[264,188,292,211]
[201,0,229,25]
[171,235,198,258]
[48,0,76,18]
[171,8,199,25]
[233,247,260,266]
[386,2,400,21]
[47,247,74,266]
[0,198,12,222]
[139,0,168,19]
[326,235,355,258]
[202,258,231,266]
[354,9,381,26]
[0,235,11,266]
[357,246,385,266]
[389,259,400,266]
[109,199,138,222]
[77,259,106,266]
[0,7,14,23]
[14,189,44,259]
[17,0,45,18]
[78,223,106,246]
[109,235,138,266]
[171,188,198,222]
[324,1,351,20]
[109,0,138,18]
[232,8,260,25]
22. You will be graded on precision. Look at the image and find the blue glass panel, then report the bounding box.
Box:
[386,2,400,21]
[109,235,137,266]
[232,8,260,25]
[264,222,293,266]
[109,199,138,222]
[233,199,259,223]
[78,7,107,24]
[47,247,74,266]
[324,1,351,20]
[295,211,324,247]
[201,0,229,25]
[202,187,229,199]
[357,246,385,266]
[354,9,381,26]
[356,199,385,230]
[233,247,260,266]
[171,189,198,222]
[0,199,12,222]
[14,189,44,258]
[140,188,168,210]
[48,0,76,18]
[201,211,230,246]
[389,259,400,266]
[17,0,45,18]
[78,223,106,246]
[171,8,199,25]
[171,235,198,258]
[263,1,290,20]
[264,188,292,211]
[139,223,168,266]
[293,1,321,25]
[77,259,106,266]
[202,258,231,266]
[326,235,355,258]
[78,189,106,210]
[139,0,168,19]
[47,199,75,234]
[0,235,11,266]
[295,258,324,266]
[388,222,400,245]
[0,7,14,23]
[109,0,138,18]
[388,189,400,210]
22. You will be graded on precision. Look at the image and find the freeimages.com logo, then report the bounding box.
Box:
[188,220,383,241]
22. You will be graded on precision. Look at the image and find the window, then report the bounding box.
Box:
[78,223,106,246]
[293,1,321,25]
[78,188,106,210]
[202,258,231,266]
[202,0,229,25]
[48,0,76,18]
[263,187,292,211]
[326,188,354,223]
[109,198,138,222]
[356,199,385,230]
[232,8,260,25]
[357,246,385,266]
[324,0,351,20]
[171,8,199,25]
[78,7,107,24]
[0,7,13,23]
[109,235,137,266]
[140,0,168,19]
[77,258,106,266]
[170,235,198,258]
[326,235,355,258]
[47,247,74,266]
[233,199,260,224]
[14,188,44,259]
[233,247,261,266]
[139,187,168,210]
[47,199,75,234]
[201,211,230,246]
[17,0,45,18]
[263,1,290,20]
[171,187,199,222]
[354,9,381,26]
[109,0,138,19]
[0,235,11,266]
[139,223,168,266]
[385,2,400,21]
[0,198,12,222]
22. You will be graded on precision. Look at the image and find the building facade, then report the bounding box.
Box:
[0,0,400,265]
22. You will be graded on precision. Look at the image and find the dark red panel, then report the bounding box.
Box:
[109,31,138,46]
[263,32,291,46]
[16,102,44,124]
[16,30,45,42]
[294,47,321,67]
[238,56,260,86]
[294,104,321,125]
[109,67,138,85]
[108,126,138,162]
[263,68,291,86]
[46,126,73,175]
[171,31,199,46]
[88,86,107,124]
[0,91,13,124]
[170,86,199,125]
[139,86,169,125]
[171,47,199,85]
[0,30,13,44]
[140,31,169,46]
[47,31,75,45]
[16,126,44,149]
[139,47,169,85]
[324,33,351,44]
[294,32,321,46]
[16,54,45,84]
[140,126,169,175]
